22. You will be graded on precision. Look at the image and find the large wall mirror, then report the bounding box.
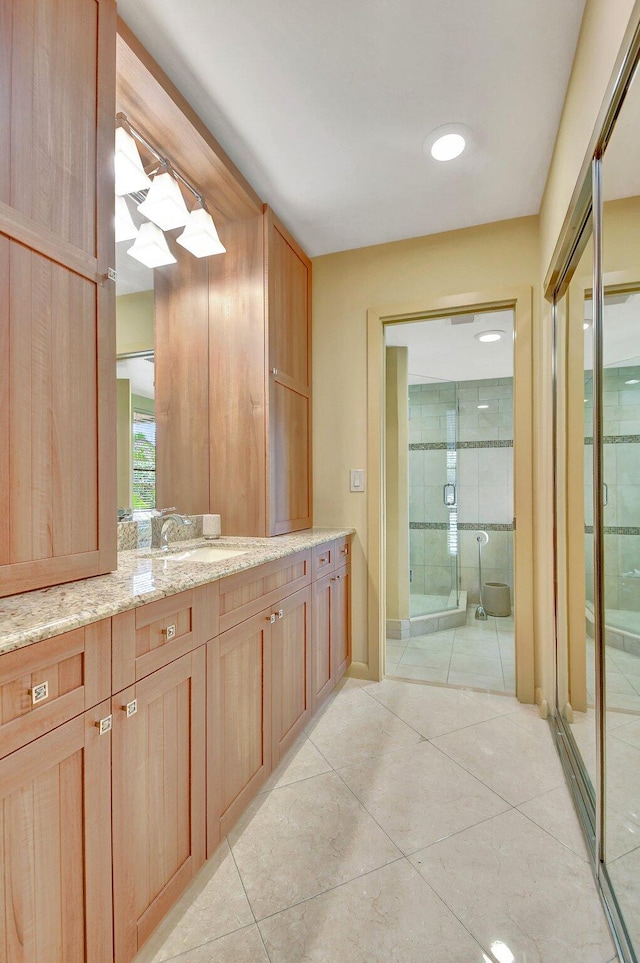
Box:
[552,29,640,963]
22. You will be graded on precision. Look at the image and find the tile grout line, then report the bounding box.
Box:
[158,922,259,963]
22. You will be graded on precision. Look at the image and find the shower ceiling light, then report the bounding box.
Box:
[625,379,640,385]
[583,321,591,330]
[114,124,152,196]
[424,123,472,162]
[477,404,489,409]
[475,330,504,343]
[138,167,191,231]
[127,221,177,268]
[177,204,226,258]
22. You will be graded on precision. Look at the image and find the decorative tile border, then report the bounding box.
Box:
[409,439,513,451]
[584,525,640,536]
[410,521,514,532]
[584,435,640,445]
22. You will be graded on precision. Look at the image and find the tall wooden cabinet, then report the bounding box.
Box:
[266,211,312,534]
[208,208,312,536]
[0,0,117,597]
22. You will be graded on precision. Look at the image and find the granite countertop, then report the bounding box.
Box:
[0,528,355,656]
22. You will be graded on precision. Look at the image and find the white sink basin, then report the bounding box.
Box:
[163,546,249,564]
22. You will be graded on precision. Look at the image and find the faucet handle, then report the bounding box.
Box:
[155,507,177,517]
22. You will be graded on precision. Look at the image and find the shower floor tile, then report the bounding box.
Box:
[387,607,515,693]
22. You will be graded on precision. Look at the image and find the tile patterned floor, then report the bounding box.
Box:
[134,677,617,963]
[386,607,515,693]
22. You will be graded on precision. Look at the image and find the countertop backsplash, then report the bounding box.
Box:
[117,515,205,551]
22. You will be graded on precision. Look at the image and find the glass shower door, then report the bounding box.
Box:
[408,380,460,616]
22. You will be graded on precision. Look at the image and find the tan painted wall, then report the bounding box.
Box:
[312,216,539,669]
[116,290,154,355]
[539,0,636,277]
[385,346,409,623]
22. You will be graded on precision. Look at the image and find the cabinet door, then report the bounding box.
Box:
[312,572,335,711]
[265,209,312,535]
[112,649,205,963]
[332,564,351,683]
[272,586,311,764]
[207,610,272,853]
[0,703,113,963]
[0,0,117,596]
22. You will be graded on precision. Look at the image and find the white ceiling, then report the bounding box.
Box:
[116,357,155,399]
[385,309,514,383]
[117,0,586,257]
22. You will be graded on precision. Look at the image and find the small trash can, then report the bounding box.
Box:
[483,582,511,617]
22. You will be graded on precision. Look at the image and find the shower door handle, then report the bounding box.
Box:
[602,483,608,507]
[443,483,456,507]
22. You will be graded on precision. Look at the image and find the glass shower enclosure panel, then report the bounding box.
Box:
[408,380,460,616]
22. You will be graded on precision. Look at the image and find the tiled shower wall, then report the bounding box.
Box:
[409,378,514,604]
[584,365,640,611]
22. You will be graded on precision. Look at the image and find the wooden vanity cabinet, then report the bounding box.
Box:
[0,702,113,963]
[0,0,117,597]
[271,585,312,764]
[112,648,206,963]
[207,609,272,854]
[312,546,352,711]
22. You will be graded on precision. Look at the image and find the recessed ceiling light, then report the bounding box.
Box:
[431,133,465,161]
[424,123,472,162]
[477,404,489,409]
[625,379,639,385]
[475,330,504,343]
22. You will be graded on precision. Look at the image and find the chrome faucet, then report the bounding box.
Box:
[151,509,193,551]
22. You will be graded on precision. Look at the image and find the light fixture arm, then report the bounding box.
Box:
[116,112,205,207]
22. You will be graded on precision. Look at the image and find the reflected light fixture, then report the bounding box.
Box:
[127,221,177,268]
[177,203,226,257]
[114,121,152,196]
[625,378,639,385]
[477,404,489,409]
[115,194,138,242]
[583,321,591,330]
[137,165,191,231]
[475,330,504,343]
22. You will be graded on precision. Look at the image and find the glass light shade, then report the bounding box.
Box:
[127,221,176,268]
[176,207,226,257]
[115,194,138,242]
[430,132,466,161]
[114,126,152,195]
[137,170,190,230]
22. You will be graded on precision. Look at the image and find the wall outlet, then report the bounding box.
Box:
[350,469,365,492]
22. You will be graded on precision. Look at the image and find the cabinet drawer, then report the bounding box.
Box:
[335,536,352,565]
[112,583,218,691]
[312,541,335,576]
[218,550,311,632]
[0,620,111,760]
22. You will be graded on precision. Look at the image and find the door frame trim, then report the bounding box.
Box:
[364,285,534,702]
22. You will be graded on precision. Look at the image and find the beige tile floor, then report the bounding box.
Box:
[386,607,515,692]
[134,677,618,963]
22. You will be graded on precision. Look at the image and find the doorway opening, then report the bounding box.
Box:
[384,307,516,693]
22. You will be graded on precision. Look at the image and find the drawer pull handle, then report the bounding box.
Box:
[96,715,113,735]
[271,367,278,375]
[267,613,276,624]
[162,624,177,641]
[278,608,284,619]
[122,700,138,718]
[319,556,327,563]
[332,575,342,581]
[30,681,49,705]
[340,547,348,556]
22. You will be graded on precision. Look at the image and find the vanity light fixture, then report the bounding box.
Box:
[137,164,191,231]
[114,120,152,196]
[177,203,226,257]
[127,221,177,268]
[116,113,226,266]
[115,194,138,242]
[475,330,504,343]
